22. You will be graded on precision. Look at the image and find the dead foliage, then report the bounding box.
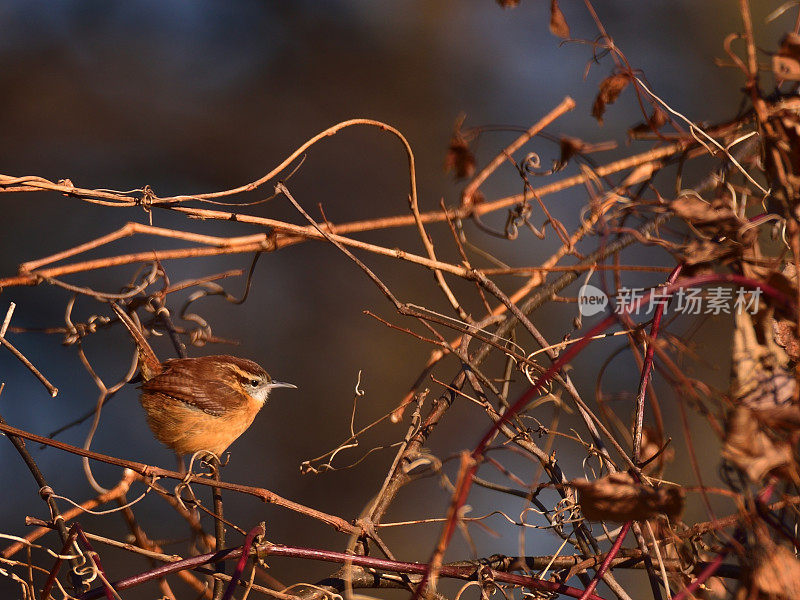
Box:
[591,73,630,124]
[572,473,684,522]
[549,0,570,39]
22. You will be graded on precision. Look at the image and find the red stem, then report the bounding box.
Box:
[78,542,608,600]
[41,526,78,600]
[579,522,632,600]
[632,264,682,462]
[671,550,728,600]
[221,524,264,600]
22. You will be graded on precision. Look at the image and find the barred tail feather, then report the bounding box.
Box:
[110,302,162,380]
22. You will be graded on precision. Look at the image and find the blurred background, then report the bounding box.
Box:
[0,1,788,598]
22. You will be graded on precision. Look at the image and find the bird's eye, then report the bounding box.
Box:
[249,379,259,387]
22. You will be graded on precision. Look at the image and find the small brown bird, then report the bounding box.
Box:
[111,303,296,457]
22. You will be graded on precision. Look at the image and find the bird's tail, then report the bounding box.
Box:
[110,302,162,380]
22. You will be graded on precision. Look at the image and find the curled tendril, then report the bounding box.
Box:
[522,152,541,173]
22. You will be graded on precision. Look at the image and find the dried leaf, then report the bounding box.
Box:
[556,137,582,170]
[496,0,520,7]
[754,545,800,599]
[572,472,684,522]
[739,369,797,412]
[653,520,726,599]
[629,106,668,137]
[445,130,476,180]
[549,0,570,39]
[555,136,617,170]
[591,73,630,124]
[773,32,800,81]
[722,406,796,482]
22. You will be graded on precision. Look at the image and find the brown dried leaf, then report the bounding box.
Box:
[773,32,800,81]
[722,407,796,482]
[549,0,570,39]
[629,106,668,137]
[555,136,617,170]
[591,73,630,124]
[753,545,800,599]
[556,136,582,170]
[572,472,684,522]
[654,520,726,599]
[445,133,476,180]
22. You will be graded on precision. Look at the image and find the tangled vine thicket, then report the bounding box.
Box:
[2,2,800,600]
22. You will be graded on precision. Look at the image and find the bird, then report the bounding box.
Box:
[110,303,296,458]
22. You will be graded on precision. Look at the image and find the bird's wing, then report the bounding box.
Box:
[141,359,246,416]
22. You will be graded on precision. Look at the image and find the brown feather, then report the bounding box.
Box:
[141,355,267,416]
[110,302,162,379]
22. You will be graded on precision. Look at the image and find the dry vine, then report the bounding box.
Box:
[2,2,800,600]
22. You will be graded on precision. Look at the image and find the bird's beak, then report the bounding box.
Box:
[268,381,297,390]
